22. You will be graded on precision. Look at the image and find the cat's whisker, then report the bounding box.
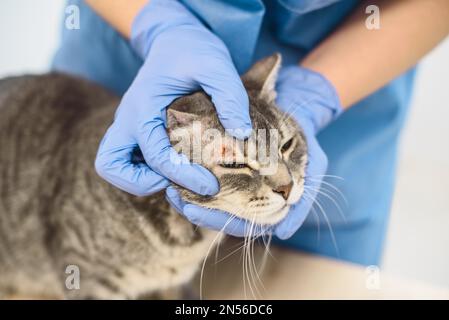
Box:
[250,246,261,299]
[306,182,345,206]
[242,225,249,299]
[307,178,348,205]
[213,225,268,265]
[248,214,265,298]
[259,232,273,275]
[221,204,252,300]
[294,190,321,243]
[244,213,263,300]
[278,97,315,125]
[199,214,236,300]
[316,184,348,213]
[304,185,347,223]
[243,215,256,299]
[251,230,267,297]
[212,205,248,267]
[307,174,344,180]
[260,230,275,263]
[241,238,246,299]
[210,199,271,299]
[279,108,296,125]
[214,237,222,267]
[311,207,321,245]
[303,191,340,256]
[214,240,249,264]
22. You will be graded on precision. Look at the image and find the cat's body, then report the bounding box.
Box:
[0,74,218,299]
[0,54,307,299]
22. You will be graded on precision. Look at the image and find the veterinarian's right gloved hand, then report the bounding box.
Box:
[95,0,251,197]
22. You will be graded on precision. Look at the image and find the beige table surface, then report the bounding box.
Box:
[6,238,448,300]
[199,238,449,300]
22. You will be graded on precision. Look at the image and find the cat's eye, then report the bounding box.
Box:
[281,138,294,153]
[219,162,248,169]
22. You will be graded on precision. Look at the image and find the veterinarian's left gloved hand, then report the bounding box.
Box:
[166,65,342,238]
[273,66,342,239]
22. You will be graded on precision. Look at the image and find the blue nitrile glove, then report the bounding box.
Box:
[272,66,342,239]
[166,65,342,238]
[95,0,251,197]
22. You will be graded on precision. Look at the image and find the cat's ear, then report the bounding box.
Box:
[167,108,199,128]
[242,53,281,103]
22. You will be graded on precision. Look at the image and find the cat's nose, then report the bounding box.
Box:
[273,182,293,200]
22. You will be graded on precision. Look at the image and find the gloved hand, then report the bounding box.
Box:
[95,0,251,197]
[271,66,342,239]
[166,65,342,239]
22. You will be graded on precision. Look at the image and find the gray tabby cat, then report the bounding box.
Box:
[0,54,307,299]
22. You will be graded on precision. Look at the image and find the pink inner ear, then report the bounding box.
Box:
[167,108,197,126]
[176,112,192,124]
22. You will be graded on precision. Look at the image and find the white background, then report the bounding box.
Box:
[1,0,448,287]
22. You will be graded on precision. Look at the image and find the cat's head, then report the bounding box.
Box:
[166,54,307,225]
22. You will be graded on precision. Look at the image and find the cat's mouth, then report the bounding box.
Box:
[196,199,290,227]
[239,204,290,226]
[210,184,303,226]
[261,205,290,224]
[245,185,303,225]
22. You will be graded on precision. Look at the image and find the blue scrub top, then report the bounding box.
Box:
[53,0,416,266]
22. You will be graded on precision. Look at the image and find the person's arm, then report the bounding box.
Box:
[85,0,147,37]
[301,0,449,108]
